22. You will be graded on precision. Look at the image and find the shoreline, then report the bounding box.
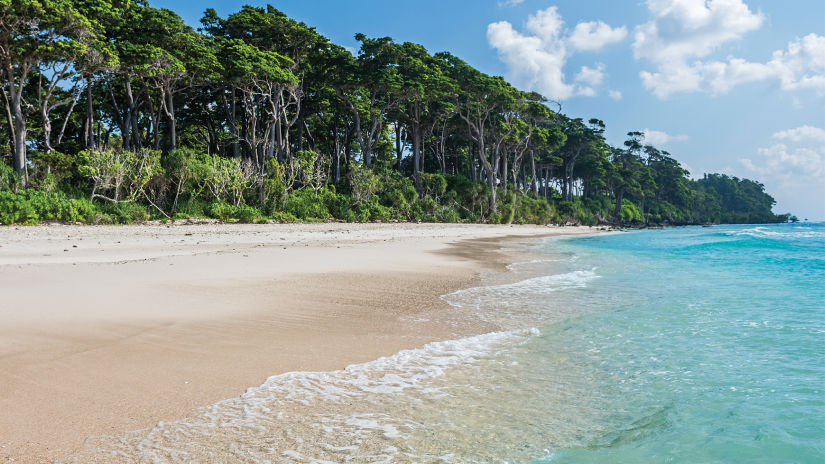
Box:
[0,223,600,462]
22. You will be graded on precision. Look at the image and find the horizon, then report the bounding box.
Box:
[155,0,825,220]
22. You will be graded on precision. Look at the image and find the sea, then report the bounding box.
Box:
[67,223,825,463]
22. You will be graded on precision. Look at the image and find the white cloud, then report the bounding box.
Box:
[574,64,606,96]
[568,21,628,52]
[739,125,825,218]
[773,125,825,143]
[488,16,573,100]
[643,128,689,145]
[608,89,623,100]
[487,7,625,100]
[633,1,825,98]
[740,145,824,178]
[770,33,825,93]
[575,63,605,86]
[499,0,525,6]
[633,0,764,65]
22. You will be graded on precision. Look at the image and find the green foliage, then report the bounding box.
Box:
[0,191,38,224]
[693,174,785,224]
[0,2,789,227]
[0,162,23,193]
[189,153,254,206]
[80,149,163,202]
[421,173,447,200]
[207,201,264,223]
[0,190,101,225]
[294,150,327,193]
[348,165,381,206]
[102,201,149,223]
[620,201,644,223]
[27,151,74,193]
[512,194,554,225]
[283,188,331,220]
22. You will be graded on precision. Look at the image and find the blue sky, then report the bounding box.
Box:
[156,0,824,220]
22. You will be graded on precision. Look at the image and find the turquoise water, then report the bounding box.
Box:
[536,224,825,463]
[68,224,825,463]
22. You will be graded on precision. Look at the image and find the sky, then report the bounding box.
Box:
[155,0,825,220]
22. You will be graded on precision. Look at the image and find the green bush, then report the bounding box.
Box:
[421,173,447,200]
[102,201,150,223]
[174,199,209,219]
[79,149,163,203]
[319,186,351,219]
[283,188,331,220]
[0,191,38,224]
[0,190,100,224]
[620,201,644,223]
[270,211,299,223]
[348,165,381,206]
[205,201,264,223]
[512,193,553,224]
[235,205,264,223]
[0,162,23,193]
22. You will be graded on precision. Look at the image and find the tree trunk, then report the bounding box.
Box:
[395,123,402,171]
[231,89,240,159]
[614,189,625,219]
[334,119,341,183]
[12,111,26,174]
[487,170,497,215]
[296,117,304,153]
[41,103,53,153]
[508,164,519,225]
[502,154,508,190]
[7,69,27,174]
[412,122,422,192]
[166,89,177,150]
[86,76,95,149]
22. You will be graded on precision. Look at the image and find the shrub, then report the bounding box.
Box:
[206,200,264,223]
[620,201,644,223]
[28,151,74,193]
[190,153,256,206]
[102,201,149,223]
[319,186,350,219]
[0,191,38,224]
[79,149,163,203]
[0,162,23,193]
[295,150,328,193]
[0,190,101,225]
[421,173,447,200]
[348,165,381,206]
[283,188,331,220]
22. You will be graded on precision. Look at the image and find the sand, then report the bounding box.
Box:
[0,223,599,462]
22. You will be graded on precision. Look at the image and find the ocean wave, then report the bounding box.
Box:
[443,269,599,311]
[725,226,825,240]
[505,255,579,271]
[62,328,542,463]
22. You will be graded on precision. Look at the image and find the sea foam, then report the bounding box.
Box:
[63,328,542,463]
[443,269,598,309]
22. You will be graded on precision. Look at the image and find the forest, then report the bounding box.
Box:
[0,1,791,225]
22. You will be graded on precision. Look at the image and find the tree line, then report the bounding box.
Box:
[0,0,790,225]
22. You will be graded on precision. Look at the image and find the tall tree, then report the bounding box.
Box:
[0,0,96,173]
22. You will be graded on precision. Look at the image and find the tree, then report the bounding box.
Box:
[440,52,517,214]
[558,117,605,202]
[0,0,97,174]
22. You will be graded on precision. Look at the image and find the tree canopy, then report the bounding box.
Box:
[0,1,790,225]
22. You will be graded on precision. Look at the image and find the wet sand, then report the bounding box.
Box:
[0,223,598,462]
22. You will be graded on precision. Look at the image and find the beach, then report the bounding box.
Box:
[0,223,597,463]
